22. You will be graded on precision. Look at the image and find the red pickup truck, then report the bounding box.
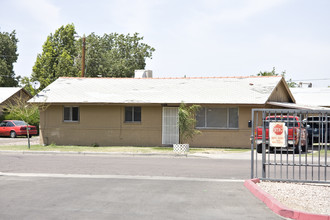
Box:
[255,115,308,153]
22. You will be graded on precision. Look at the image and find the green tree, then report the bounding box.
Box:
[76,32,155,78]
[257,67,297,88]
[27,24,155,91]
[20,76,37,95]
[257,67,278,76]
[30,24,79,91]
[3,98,40,127]
[0,30,20,87]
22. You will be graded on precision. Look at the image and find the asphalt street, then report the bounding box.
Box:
[0,153,250,179]
[0,153,283,219]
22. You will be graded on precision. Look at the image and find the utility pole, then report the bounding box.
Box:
[81,35,86,77]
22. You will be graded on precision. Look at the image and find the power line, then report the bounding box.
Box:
[292,78,330,81]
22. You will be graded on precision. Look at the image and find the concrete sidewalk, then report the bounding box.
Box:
[0,149,253,160]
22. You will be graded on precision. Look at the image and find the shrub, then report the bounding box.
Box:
[178,102,201,144]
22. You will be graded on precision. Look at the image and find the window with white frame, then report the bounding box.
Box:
[196,107,238,129]
[125,106,141,122]
[63,106,79,122]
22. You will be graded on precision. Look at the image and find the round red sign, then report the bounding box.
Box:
[273,124,283,135]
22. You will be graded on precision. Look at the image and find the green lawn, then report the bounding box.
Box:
[0,144,250,154]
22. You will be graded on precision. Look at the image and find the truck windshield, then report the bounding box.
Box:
[264,118,300,128]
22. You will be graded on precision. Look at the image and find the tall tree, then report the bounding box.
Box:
[0,30,19,87]
[28,24,155,92]
[31,24,79,91]
[26,24,155,93]
[76,32,155,78]
[257,67,278,76]
[256,67,297,88]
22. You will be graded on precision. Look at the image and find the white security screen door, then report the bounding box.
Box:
[162,107,179,145]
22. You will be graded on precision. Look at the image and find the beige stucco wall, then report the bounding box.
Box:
[40,104,257,148]
[190,105,253,148]
[40,105,162,146]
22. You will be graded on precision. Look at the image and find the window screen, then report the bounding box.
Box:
[207,108,227,128]
[196,107,206,127]
[229,108,238,128]
[64,107,71,121]
[125,107,133,122]
[125,107,141,122]
[64,106,79,122]
[196,107,238,129]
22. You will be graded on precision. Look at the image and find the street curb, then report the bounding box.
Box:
[244,178,330,220]
[0,150,252,159]
[0,150,194,158]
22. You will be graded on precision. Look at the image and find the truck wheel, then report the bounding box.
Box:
[294,146,300,154]
[257,144,262,153]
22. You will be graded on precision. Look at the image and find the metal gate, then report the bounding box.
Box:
[250,109,330,184]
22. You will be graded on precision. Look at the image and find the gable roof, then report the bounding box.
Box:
[0,87,23,104]
[29,76,288,105]
[290,87,330,107]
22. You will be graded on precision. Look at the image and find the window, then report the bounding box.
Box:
[125,107,141,122]
[196,107,238,129]
[7,122,14,127]
[64,107,79,122]
[0,122,7,127]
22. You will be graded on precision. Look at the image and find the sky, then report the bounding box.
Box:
[1,0,330,87]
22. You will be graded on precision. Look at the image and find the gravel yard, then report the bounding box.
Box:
[258,181,330,216]
[0,136,39,146]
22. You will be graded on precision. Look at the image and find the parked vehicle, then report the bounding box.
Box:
[304,116,330,146]
[255,116,308,153]
[0,120,38,138]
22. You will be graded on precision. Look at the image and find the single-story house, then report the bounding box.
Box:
[290,87,330,108]
[29,76,296,148]
[0,87,32,118]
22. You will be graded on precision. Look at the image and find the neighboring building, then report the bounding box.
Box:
[0,87,32,118]
[29,76,295,148]
[290,87,330,108]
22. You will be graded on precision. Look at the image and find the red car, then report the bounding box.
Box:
[0,120,38,138]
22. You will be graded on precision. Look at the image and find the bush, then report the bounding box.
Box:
[178,102,201,144]
[3,107,39,127]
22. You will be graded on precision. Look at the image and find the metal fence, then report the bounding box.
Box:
[250,109,329,184]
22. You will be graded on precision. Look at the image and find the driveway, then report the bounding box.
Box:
[0,136,39,146]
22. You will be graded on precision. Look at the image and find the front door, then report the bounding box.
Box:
[162,107,179,145]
